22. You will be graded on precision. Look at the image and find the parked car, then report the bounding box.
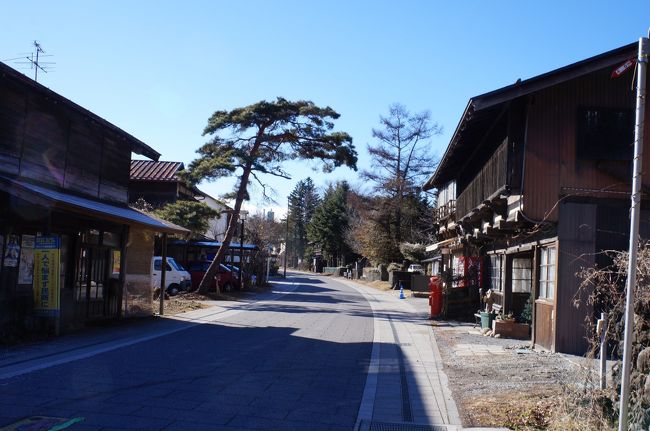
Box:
[407,264,424,274]
[188,261,240,292]
[152,257,191,295]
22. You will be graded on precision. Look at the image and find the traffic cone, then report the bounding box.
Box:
[399,283,406,299]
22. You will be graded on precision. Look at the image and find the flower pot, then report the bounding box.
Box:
[492,320,530,339]
[480,311,496,329]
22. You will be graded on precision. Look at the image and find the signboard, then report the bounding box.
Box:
[18,235,35,284]
[611,58,636,78]
[3,234,20,267]
[33,236,61,317]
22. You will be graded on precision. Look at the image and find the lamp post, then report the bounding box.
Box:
[284,197,289,278]
[239,210,248,290]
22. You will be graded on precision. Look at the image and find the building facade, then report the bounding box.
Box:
[424,42,650,354]
[129,160,230,240]
[0,62,185,336]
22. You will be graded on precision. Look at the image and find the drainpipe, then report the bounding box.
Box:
[618,33,648,431]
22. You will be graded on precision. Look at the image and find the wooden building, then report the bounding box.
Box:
[129,160,230,240]
[423,42,650,355]
[0,61,186,336]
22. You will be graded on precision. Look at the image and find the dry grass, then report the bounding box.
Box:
[465,387,558,430]
[465,386,615,431]
[354,278,394,291]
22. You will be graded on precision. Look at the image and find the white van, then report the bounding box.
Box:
[152,256,191,295]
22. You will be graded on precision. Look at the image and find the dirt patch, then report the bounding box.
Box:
[160,291,244,315]
[162,296,211,315]
[432,321,600,430]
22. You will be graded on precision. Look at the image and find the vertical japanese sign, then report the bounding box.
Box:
[33,236,61,316]
[18,235,35,284]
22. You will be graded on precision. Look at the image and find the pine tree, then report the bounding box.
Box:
[287,178,320,265]
[185,98,357,293]
[307,182,351,266]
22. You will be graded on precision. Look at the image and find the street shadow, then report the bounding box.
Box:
[0,316,437,430]
[0,266,454,430]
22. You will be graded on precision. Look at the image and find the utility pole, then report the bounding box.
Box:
[618,33,648,431]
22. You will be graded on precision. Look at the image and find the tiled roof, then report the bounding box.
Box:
[130,160,184,182]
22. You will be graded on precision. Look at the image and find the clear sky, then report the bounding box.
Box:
[2,1,649,216]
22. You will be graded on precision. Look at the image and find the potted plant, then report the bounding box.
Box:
[492,304,531,339]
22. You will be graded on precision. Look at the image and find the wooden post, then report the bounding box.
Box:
[117,225,129,318]
[531,245,539,346]
[598,312,608,389]
[159,233,167,316]
[504,254,513,314]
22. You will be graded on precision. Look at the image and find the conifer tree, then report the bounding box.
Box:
[307,182,352,266]
[287,178,320,264]
[185,98,357,293]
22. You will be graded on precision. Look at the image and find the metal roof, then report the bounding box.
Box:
[423,42,637,190]
[0,176,189,235]
[0,62,160,161]
[130,160,185,182]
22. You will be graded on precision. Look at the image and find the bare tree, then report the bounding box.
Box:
[363,103,441,248]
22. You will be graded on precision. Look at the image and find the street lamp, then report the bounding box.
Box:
[239,210,248,290]
[284,196,289,278]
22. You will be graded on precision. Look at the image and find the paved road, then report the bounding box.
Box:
[0,275,374,431]
[0,273,462,431]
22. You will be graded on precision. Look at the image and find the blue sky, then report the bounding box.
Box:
[2,1,649,215]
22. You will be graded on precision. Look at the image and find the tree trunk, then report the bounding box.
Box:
[197,130,265,293]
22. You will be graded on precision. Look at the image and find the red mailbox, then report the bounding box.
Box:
[428,276,442,318]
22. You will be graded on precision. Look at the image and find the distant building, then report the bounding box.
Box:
[266,210,275,222]
[129,160,230,240]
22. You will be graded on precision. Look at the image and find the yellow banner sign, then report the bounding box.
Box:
[33,236,61,316]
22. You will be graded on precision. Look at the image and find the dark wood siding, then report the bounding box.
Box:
[523,67,648,221]
[99,137,129,202]
[21,97,68,186]
[556,202,596,355]
[63,121,101,195]
[0,74,134,203]
[0,81,26,175]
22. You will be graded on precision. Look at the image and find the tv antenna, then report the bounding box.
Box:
[2,41,55,82]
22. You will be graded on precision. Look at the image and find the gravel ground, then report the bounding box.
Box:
[431,320,583,429]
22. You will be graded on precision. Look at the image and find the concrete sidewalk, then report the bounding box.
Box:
[330,277,463,431]
[0,278,298,381]
[336,277,508,431]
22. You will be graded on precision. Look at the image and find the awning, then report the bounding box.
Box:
[169,239,259,250]
[0,176,189,235]
[425,238,457,252]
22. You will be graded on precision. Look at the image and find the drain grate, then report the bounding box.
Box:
[357,420,452,431]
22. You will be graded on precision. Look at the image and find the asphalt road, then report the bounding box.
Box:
[0,274,375,431]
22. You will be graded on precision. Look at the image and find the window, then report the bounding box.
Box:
[153,259,172,272]
[489,255,503,292]
[512,257,532,293]
[539,247,556,300]
[577,108,634,160]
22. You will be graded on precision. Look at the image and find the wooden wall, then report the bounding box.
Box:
[128,181,179,206]
[523,67,648,222]
[0,78,130,203]
[556,202,596,355]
